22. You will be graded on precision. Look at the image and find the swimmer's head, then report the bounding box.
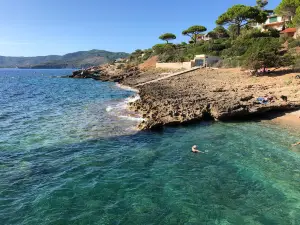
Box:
[192,145,197,148]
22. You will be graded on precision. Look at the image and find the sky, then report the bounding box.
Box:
[0,0,282,56]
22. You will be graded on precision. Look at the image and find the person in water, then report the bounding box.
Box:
[192,145,204,153]
[292,142,300,147]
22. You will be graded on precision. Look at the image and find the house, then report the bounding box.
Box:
[192,55,220,67]
[280,28,297,38]
[155,55,221,70]
[262,14,292,31]
[252,12,292,32]
[194,34,212,43]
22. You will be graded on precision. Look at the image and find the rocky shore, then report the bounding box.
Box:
[70,65,300,130]
[68,64,140,82]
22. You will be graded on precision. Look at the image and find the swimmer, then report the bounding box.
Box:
[191,145,204,153]
[292,142,300,147]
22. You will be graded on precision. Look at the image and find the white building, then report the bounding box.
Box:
[253,14,292,31]
[195,34,212,43]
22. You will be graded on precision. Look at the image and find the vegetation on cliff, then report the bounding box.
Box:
[159,33,177,43]
[127,0,299,74]
[216,4,268,36]
[182,25,207,44]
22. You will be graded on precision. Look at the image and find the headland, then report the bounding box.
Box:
[69,65,300,130]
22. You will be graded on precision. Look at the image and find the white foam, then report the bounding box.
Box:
[118,115,144,122]
[124,95,140,104]
[106,96,143,122]
[106,87,143,122]
[106,106,113,112]
[116,83,139,93]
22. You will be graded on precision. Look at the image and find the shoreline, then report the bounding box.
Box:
[70,66,300,131]
[115,83,139,93]
[266,110,300,132]
[113,82,145,124]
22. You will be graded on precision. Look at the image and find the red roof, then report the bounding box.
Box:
[280,28,296,33]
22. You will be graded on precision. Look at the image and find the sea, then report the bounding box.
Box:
[1,69,300,225]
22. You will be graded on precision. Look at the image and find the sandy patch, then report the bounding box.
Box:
[268,110,300,133]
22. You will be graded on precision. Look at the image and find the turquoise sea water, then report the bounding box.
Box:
[1,69,300,225]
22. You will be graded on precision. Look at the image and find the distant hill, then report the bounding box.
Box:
[0,49,129,68]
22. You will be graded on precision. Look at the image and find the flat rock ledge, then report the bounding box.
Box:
[129,87,300,130]
[70,65,300,130]
[69,65,140,82]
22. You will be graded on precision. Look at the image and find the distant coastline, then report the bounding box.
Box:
[0,49,129,69]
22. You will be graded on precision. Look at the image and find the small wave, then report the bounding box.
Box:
[106,106,113,112]
[118,115,144,122]
[116,83,139,93]
[105,94,143,123]
[107,94,140,113]
[124,95,140,104]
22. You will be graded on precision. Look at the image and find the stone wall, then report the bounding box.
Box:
[156,62,192,70]
[182,62,192,69]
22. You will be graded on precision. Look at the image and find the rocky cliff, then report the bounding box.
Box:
[71,65,300,130]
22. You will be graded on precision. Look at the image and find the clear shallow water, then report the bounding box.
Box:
[1,70,300,225]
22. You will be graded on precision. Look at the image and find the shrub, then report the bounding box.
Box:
[222,57,243,68]
[142,49,153,61]
[267,28,280,38]
[152,43,177,55]
[292,56,300,70]
[289,39,300,48]
[243,37,295,72]
[116,64,125,69]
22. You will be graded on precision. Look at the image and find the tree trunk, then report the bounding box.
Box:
[193,36,196,46]
[237,25,241,36]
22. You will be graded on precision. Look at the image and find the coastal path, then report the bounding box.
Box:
[135,67,201,87]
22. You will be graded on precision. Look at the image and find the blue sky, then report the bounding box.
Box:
[0,0,281,56]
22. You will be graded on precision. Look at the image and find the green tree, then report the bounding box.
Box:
[129,49,144,64]
[216,4,268,36]
[243,37,294,73]
[207,31,218,39]
[256,0,268,9]
[222,29,280,58]
[275,0,300,17]
[212,26,229,39]
[294,6,300,25]
[182,25,207,44]
[228,24,239,39]
[275,0,300,26]
[159,33,176,43]
[152,44,168,55]
[142,48,153,61]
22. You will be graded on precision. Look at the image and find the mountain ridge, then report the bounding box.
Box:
[0,49,129,68]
